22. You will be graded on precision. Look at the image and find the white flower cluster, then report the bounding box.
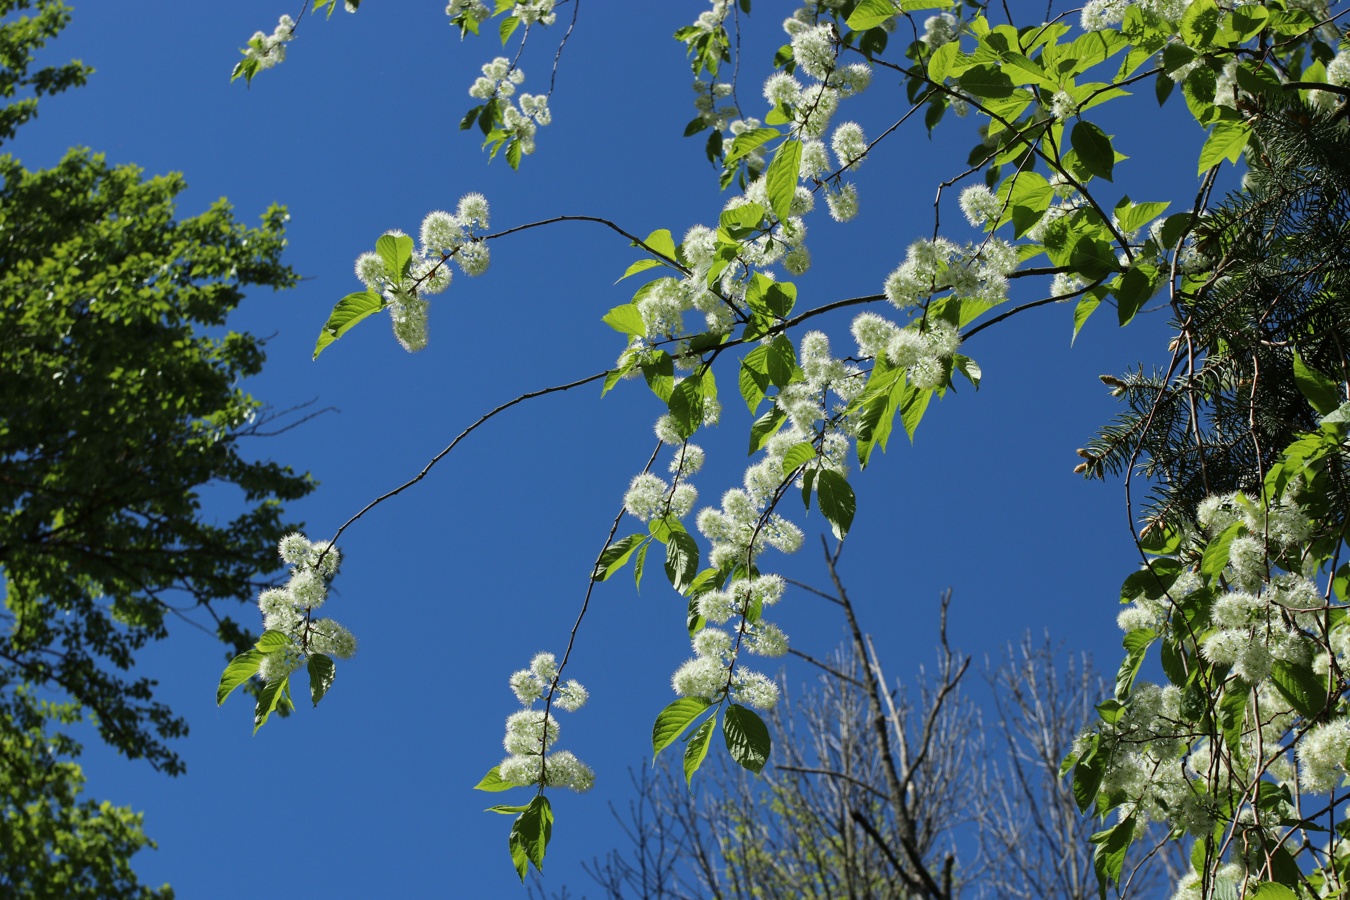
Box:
[512,0,557,26]
[673,576,787,710]
[850,311,962,391]
[498,653,594,792]
[1080,0,1192,32]
[696,488,804,572]
[446,0,490,21]
[467,59,552,154]
[922,13,958,48]
[238,15,295,75]
[692,80,739,133]
[352,193,490,353]
[958,184,1002,229]
[883,235,1016,310]
[778,18,871,141]
[255,533,356,681]
[623,439,703,524]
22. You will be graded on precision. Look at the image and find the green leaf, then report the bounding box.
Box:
[216,648,263,706]
[740,347,770,412]
[634,539,650,592]
[1269,659,1326,718]
[1249,884,1297,900]
[1070,120,1115,181]
[653,697,711,758]
[619,258,664,281]
[499,14,519,43]
[1292,352,1342,415]
[1091,816,1136,894]
[474,765,517,792]
[1072,742,1104,812]
[1116,628,1155,700]
[1114,263,1160,327]
[486,804,530,815]
[1180,0,1220,47]
[1197,119,1250,173]
[724,128,780,165]
[376,233,414,279]
[814,469,856,540]
[314,290,387,359]
[719,202,766,233]
[846,0,898,31]
[595,534,646,581]
[723,704,771,773]
[665,529,700,593]
[603,304,646,336]
[958,65,1015,99]
[508,795,552,881]
[764,139,801,225]
[1114,198,1171,234]
[683,717,715,787]
[307,653,336,707]
[642,352,675,402]
[900,383,931,440]
[253,676,289,734]
[780,442,816,476]
[255,630,293,652]
[1201,520,1243,582]
[765,335,797,387]
[668,376,706,439]
[749,406,787,454]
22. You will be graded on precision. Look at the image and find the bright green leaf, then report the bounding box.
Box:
[683,717,715,787]
[216,649,263,706]
[764,139,801,225]
[314,290,387,359]
[653,697,711,758]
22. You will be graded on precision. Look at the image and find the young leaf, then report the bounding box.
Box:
[595,533,646,581]
[1197,120,1250,173]
[723,704,771,773]
[814,469,856,539]
[1070,120,1115,181]
[375,233,414,279]
[641,351,675,401]
[216,648,263,706]
[668,375,706,439]
[474,765,516,792]
[846,0,898,30]
[683,717,715,787]
[764,139,802,225]
[665,530,700,593]
[652,696,712,758]
[1269,659,1327,718]
[1090,815,1136,894]
[1292,352,1341,415]
[780,442,816,476]
[307,653,336,706]
[255,630,294,653]
[508,795,552,881]
[314,290,387,359]
[253,676,290,734]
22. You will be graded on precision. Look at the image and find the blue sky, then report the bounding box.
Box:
[8,2,1217,895]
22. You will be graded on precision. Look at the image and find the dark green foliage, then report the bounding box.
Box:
[0,687,173,898]
[1083,98,1350,529]
[0,147,313,773]
[0,0,91,145]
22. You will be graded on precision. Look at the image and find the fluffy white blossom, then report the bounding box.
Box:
[1299,719,1350,792]
[958,184,1000,228]
[831,122,867,170]
[791,24,836,80]
[922,13,958,47]
[825,183,858,222]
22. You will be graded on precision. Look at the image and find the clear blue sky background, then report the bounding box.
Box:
[7,2,1217,896]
